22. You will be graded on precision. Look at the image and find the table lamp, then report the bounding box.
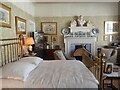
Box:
[25,37,35,54]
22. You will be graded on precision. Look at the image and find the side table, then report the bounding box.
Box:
[103,65,120,89]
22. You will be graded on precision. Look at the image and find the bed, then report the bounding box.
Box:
[0,38,105,89]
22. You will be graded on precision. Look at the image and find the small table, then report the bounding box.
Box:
[103,66,120,89]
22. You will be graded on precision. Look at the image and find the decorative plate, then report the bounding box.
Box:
[92,28,99,34]
[61,28,69,35]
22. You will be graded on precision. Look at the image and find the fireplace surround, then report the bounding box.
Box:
[64,37,96,59]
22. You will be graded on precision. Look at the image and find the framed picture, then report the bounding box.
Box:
[51,35,58,43]
[104,21,118,34]
[103,35,109,41]
[0,3,11,28]
[15,16,26,34]
[104,63,113,74]
[44,35,48,42]
[103,34,119,42]
[41,22,57,35]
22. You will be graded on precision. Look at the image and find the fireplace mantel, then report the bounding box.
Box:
[64,37,96,59]
[69,26,94,33]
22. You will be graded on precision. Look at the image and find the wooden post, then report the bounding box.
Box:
[99,53,105,89]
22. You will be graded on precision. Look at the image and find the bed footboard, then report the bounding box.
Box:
[82,48,105,89]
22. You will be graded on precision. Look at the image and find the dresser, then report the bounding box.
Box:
[34,48,61,60]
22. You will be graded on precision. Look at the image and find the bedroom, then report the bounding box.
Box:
[0,0,120,89]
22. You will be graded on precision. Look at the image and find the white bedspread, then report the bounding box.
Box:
[1,60,98,88]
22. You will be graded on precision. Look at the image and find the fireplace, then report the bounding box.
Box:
[75,44,91,52]
[64,37,96,59]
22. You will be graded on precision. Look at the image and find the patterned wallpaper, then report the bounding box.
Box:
[35,16,118,49]
[0,2,119,49]
[0,2,35,65]
[0,2,35,39]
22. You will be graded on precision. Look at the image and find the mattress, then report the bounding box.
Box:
[1,60,98,88]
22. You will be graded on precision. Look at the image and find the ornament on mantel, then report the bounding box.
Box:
[70,20,77,27]
[86,20,93,27]
[77,15,86,26]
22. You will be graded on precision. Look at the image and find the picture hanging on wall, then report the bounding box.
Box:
[104,21,118,34]
[41,22,57,35]
[103,35,109,41]
[15,16,26,34]
[44,35,48,42]
[103,34,119,42]
[0,3,11,28]
[51,35,58,43]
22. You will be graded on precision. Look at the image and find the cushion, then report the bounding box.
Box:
[54,50,66,60]
[102,48,113,59]
[1,62,36,81]
[19,57,43,65]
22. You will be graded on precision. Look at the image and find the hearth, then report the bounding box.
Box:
[64,37,96,59]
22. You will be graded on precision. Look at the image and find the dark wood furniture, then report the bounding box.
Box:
[23,52,36,57]
[35,48,61,60]
[116,48,120,65]
[103,65,120,89]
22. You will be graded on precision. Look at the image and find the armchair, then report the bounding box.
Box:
[53,50,76,60]
[102,48,117,64]
[54,50,66,60]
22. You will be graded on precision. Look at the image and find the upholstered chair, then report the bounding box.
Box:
[102,48,117,64]
[53,50,66,60]
[53,50,76,60]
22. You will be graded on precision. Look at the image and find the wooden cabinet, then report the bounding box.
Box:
[35,48,61,60]
[116,48,120,65]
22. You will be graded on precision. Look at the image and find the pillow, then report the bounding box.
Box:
[19,57,43,65]
[54,50,66,60]
[1,62,36,81]
[102,48,113,59]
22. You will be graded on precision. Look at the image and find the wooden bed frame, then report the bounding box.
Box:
[82,48,105,89]
[0,38,105,89]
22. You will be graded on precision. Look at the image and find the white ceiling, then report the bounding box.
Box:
[5,0,120,2]
[4,0,119,16]
[31,0,120,2]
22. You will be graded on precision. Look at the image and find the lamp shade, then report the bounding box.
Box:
[25,37,35,45]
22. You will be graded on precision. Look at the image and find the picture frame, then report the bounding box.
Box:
[44,35,51,44]
[104,63,113,74]
[103,34,119,42]
[104,21,118,34]
[41,22,57,35]
[51,35,58,43]
[103,35,109,41]
[0,3,11,28]
[15,16,26,34]
[44,35,48,42]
